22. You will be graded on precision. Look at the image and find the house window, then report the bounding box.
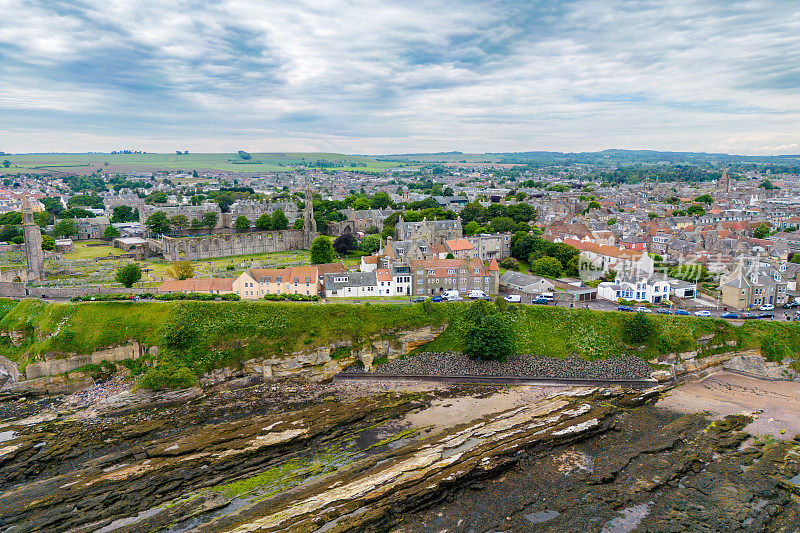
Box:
[448,268,455,275]
[427,269,435,275]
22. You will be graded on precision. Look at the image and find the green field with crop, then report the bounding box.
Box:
[0,152,408,174]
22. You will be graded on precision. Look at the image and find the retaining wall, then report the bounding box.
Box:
[25,343,147,379]
[0,282,151,299]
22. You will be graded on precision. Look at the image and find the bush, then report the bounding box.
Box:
[761,335,789,362]
[499,257,519,271]
[624,312,656,343]
[464,314,515,361]
[137,359,197,390]
[115,263,142,288]
[263,293,320,302]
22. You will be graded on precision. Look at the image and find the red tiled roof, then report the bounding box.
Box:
[445,238,474,252]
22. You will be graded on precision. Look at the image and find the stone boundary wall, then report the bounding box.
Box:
[0,282,151,299]
[161,229,315,261]
[24,343,149,379]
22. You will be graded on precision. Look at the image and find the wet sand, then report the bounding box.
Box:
[658,371,800,438]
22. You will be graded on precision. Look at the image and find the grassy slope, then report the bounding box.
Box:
[1,298,798,380]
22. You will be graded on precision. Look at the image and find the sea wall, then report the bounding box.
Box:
[24,343,151,379]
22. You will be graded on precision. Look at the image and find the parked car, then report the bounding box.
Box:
[720,312,738,319]
[446,295,464,302]
[617,306,633,312]
[411,296,426,303]
[759,312,775,319]
[694,310,712,317]
[740,313,759,319]
[468,289,487,299]
[430,296,444,302]
[674,309,691,316]
[504,295,522,303]
[784,301,800,309]
[635,307,651,313]
[759,304,775,311]
[656,309,671,315]
[480,295,494,301]
[541,292,554,301]
[532,297,549,304]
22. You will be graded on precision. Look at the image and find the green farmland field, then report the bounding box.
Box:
[0,152,409,174]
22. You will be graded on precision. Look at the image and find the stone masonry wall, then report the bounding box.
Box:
[24,343,147,379]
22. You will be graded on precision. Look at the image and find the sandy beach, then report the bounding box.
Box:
[658,371,800,438]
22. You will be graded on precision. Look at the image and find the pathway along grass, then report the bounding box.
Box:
[0,299,797,389]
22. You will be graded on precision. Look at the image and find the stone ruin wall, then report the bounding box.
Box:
[161,229,314,261]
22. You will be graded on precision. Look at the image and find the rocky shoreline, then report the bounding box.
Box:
[343,351,654,380]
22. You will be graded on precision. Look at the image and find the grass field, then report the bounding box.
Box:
[0,152,409,174]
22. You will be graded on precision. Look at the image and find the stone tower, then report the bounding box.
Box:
[22,197,44,282]
[303,186,317,246]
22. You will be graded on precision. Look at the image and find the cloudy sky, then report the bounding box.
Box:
[1,0,799,154]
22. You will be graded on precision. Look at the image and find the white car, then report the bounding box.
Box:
[759,304,774,311]
[694,310,712,317]
[445,295,463,302]
[635,307,651,313]
[504,295,521,303]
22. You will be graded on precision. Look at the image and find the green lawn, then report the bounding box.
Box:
[62,241,127,260]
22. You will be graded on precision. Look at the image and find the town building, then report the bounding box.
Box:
[233,266,319,299]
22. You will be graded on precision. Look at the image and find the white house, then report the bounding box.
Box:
[392,264,413,296]
[597,274,671,304]
[323,272,379,298]
[376,268,394,296]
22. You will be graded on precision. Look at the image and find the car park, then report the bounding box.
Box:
[694,310,712,317]
[635,307,651,313]
[617,306,633,312]
[504,295,522,303]
[674,309,691,316]
[411,297,426,303]
[720,312,738,319]
[656,309,671,315]
[759,304,774,311]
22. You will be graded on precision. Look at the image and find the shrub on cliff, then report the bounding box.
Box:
[624,312,656,343]
[464,314,515,362]
[137,358,197,390]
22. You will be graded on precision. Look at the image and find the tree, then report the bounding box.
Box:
[255,213,272,230]
[672,209,686,217]
[166,261,195,280]
[648,212,658,219]
[760,178,776,190]
[170,214,189,232]
[2,160,9,168]
[271,210,288,230]
[352,197,370,210]
[753,224,770,239]
[370,192,391,209]
[53,218,77,238]
[528,256,563,278]
[234,216,250,232]
[202,211,218,229]
[624,312,655,343]
[111,205,137,223]
[460,201,485,224]
[104,225,120,239]
[310,236,335,264]
[292,218,304,229]
[686,204,705,217]
[334,232,358,255]
[464,220,481,236]
[464,314,515,362]
[489,216,516,233]
[33,211,53,228]
[145,211,170,234]
[41,234,55,251]
[216,194,234,213]
[360,234,381,254]
[694,194,713,204]
[115,263,142,288]
[146,191,168,204]
[190,218,203,230]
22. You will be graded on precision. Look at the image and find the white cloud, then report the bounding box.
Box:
[0,0,798,154]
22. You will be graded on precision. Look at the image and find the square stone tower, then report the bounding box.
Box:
[22,197,44,282]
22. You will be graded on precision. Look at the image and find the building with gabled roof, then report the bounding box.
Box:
[233,266,319,299]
